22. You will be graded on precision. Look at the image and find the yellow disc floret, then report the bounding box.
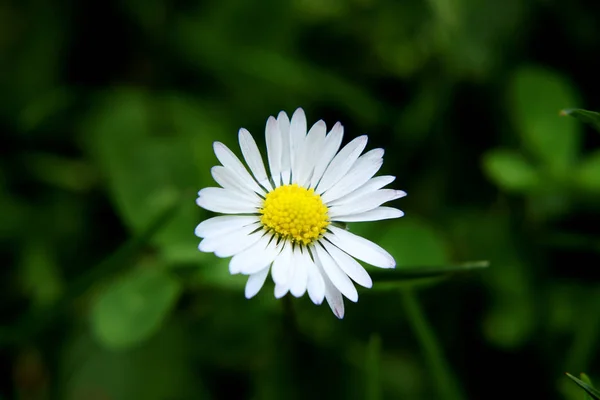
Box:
[260,184,329,245]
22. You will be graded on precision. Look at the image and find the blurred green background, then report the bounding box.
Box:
[2,0,600,399]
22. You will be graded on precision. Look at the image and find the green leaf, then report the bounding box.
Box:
[18,88,74,132]
[370,261,489,282]
[566,373,600,400]
[366,219,461,287]
[61,322,209,399]
[561,109,600,133]
[581,374,594,400]
[91,267,182,350]
[83,89,211,263]
[20,242,63,308]
[375,219,449,267]
[23,152,96,192]
[482,149,540,192]
[581,374,594,385]
[85,89,176,233]
[510,66,580,172]
[0,195,181,346]
[576,150,600,192]
[450,211,535,348]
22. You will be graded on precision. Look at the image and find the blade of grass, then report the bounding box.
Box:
[401,290,465,400]
[370,261,489,282]
[581,374,594,400]
[561,109,600,133]
[566,373,600,399]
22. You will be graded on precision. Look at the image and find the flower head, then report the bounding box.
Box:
[195,108,406,318]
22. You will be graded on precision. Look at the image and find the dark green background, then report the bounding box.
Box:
[2,0,600,399]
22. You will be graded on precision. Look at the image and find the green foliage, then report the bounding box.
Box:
[565,289,600,374]
[377,219,449,267]
[509,66,580,174]
[484,67,591,223]
[363,219,476,290]
[576,150,600,192]
[451,211,535,348]
[366,334,382,400]
[581,374,596,400]
[2,0,600,399]
[0,194,182,347]
[566,373,600,400]
[369,261,488,282]
[84,89,212,264]
[483,149,540,192]
[61,322,209,399]
[401,291,465,400]
[91,267,182,350]
[561,109,600,133]
[551,108,600,193]
[20,241,63,308]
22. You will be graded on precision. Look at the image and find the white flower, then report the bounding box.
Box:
[195,108,406,318]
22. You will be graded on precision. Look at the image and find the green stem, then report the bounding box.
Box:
[366,333,382,400]
[401,290,464,400]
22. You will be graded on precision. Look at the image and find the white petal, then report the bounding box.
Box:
[290,108,307,144]
[289,108,307,183]
[296,120,326,187]
[229,234,281,275]
[290,247,308,297]
[214,229,265,259]
[310,122,344,189]
[198,221,260,253]
[328,189,406,217]
[321,240,372,288]
[314,256,345,319]
[211,166,264,199]
[321,148,384,203]
[196,187,260,214]
[271,241,293,286]
[305,253,325,305]
[198,222,261,254]
[213,142,263,194]
[278,111,292,185]
[195,215,258,238]
[325,226,396,269]
[278,111,290,135]
[245,266,270,299]
[324,284,344,318]
[332,207,404,222]
[240,237,281,275]
[313,244,358,302]
[316,135,368,194]
[274,283,289,299]
[265,116,282,187]
[329,175,396,206]
[238,128,273,191]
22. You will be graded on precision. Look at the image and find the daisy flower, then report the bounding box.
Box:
[195,108,406,318]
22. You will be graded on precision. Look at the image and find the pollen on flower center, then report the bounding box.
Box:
[260,184,329,245]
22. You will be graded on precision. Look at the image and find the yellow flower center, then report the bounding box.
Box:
[260,184,329,245]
